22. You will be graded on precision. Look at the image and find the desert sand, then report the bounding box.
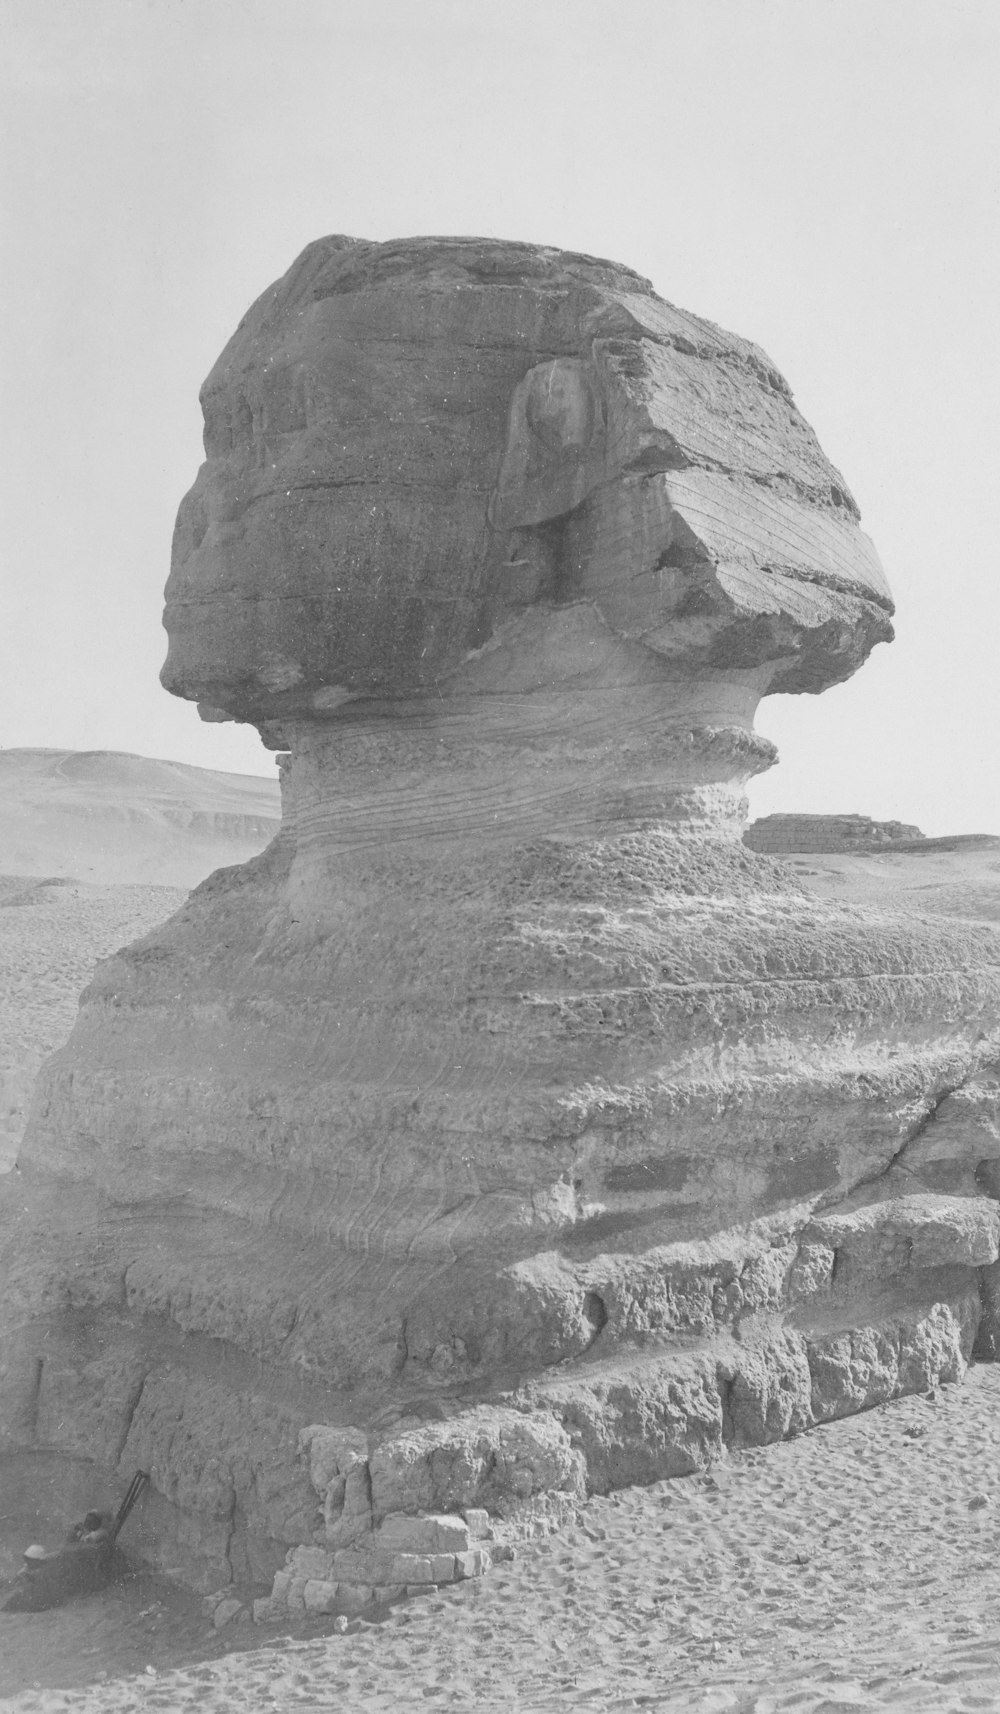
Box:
[2,837,1000,1709]
[0,750,278,888]
[780,837,1000,925]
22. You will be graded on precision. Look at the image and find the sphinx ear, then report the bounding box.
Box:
[489,358,606,531]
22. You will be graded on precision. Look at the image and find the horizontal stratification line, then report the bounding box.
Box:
[519,966,1000,999]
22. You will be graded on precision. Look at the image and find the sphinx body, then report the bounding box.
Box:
[3,239,999,1595]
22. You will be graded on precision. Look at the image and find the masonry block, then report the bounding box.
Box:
[389,1553,435,1583]
[336,1582,374,1615]
[373,1583,407,1605]
[379,1512,471,1553]
[286,1577,308,1612]
[303,1579,340,1613]
[289,1545,337,1579]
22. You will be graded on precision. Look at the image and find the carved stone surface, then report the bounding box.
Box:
[3,238,999,1589]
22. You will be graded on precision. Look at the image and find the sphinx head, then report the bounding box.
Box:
[163,236,892,737]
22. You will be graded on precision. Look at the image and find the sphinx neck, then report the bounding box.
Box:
[276,679,775,874]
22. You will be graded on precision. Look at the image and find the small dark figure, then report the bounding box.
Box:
[67,1510,111,1545]
[1,1472,148,1613]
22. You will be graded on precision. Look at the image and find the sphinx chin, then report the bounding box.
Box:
[4,237,999,1604]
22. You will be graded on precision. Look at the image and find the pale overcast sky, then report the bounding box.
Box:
[2,0,998,833]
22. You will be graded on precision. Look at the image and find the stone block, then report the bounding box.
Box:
[373,1583,407,1605]
[331,1547,386,1583]
[288,1545,336,1580]
[270,1570,292,1603]
[212,1596,244,1629]
[252,1596,276,1623]
[336,1582,374,1615]
[303,1578,339,1613]
[461,1507,491,1539]
[378,1511,471,1553]
[787,1243,835,1303]
[388,1553,435,1583]
[808,1293,977,1423]
[370,1409,586,1519]
[910,1200,1000,1269]
[454,1547,491,1579]
[286,1577,308,1612]
[727,1334,812,1447]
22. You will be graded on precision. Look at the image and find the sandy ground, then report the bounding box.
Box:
[780,838,1000,924]
[0,876,187,1167]
[6,1367,1000,1711]
[0,750,279,888]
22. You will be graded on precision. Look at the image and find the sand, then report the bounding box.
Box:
[780,838,1000,925]
[0,750,279,889]
[5,1368,1000,1711]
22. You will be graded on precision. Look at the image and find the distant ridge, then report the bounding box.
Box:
[744,812,925,853]
[0,748,281,887]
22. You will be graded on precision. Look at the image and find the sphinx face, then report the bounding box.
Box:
[162,237,893,728]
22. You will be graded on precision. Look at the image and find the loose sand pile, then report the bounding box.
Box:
[6,1366,1000,1711]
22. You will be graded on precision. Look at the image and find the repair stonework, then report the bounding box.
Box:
[3,237,1000,1608]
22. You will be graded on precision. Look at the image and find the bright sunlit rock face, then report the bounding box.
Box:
[5,239,1000,1599]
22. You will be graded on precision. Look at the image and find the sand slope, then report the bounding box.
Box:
[0,750,279,888]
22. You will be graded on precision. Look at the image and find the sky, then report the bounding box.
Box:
[2,0,998,833]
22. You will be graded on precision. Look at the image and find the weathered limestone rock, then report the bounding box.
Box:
[3,237,1000,1593]
[745,813,925,853]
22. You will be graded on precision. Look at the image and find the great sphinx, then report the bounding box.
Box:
[3,237,999,1600]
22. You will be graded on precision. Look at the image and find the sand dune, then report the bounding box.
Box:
[0,750,280,888]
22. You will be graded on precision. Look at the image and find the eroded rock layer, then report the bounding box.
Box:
[3,238,999,1596]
